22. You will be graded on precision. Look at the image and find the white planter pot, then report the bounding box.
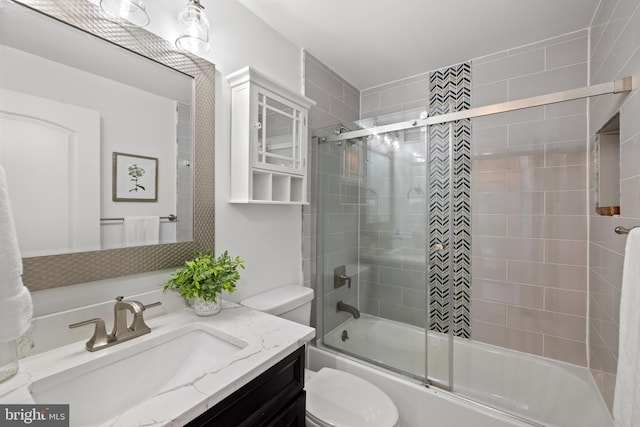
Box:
[194,297,221,316]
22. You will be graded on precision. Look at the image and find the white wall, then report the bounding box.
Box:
[31,0,305,315]
[1,46,178,252]
[147,0,305,302]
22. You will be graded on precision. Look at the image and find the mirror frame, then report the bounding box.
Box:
[9,0,215,291]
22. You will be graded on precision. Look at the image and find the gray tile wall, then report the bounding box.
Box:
[357,127,427,328]
[357,32,592,365]
[302,51,360,334]
[588,0,640,412]
[471,30,590,365]
[360,74,428,120]
[357,75,430,329]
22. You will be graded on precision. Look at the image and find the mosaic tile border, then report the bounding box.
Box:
[427,62,471,338]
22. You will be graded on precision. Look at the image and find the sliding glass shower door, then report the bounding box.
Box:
[315,110,454,388]
[315,72,628,426]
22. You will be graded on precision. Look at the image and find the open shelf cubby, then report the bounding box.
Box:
[272,174,291,202]
[252,171,272,201]
[290,177,304,203]
[246,171,306,204]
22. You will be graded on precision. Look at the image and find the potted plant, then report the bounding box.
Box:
[163,250,245,316]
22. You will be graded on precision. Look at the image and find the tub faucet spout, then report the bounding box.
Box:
[337,300,360,319]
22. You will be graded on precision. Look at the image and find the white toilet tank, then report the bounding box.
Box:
[241,285,314,325]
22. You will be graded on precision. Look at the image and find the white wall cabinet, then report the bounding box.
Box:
[227,66,315,204]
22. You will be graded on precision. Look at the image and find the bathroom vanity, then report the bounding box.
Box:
[186,346,306,426]
[0,302,314,426]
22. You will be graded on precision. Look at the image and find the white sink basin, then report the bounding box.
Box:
[29,323,247,426]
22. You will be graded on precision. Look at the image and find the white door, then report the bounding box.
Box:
[0,89,100,256]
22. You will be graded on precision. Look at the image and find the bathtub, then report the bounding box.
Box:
[319,314,612,427]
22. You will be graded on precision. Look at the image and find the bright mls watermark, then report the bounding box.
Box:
[1,405,68,426]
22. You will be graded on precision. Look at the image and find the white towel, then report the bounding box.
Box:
[614,227,640,427]
[123,216,160,247]
[0,165,33,343]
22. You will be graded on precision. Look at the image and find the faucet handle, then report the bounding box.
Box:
[115,296,162,311]
[128,301,162,333]
[143,301,162,310]
[69,318,105,329]
[69,318,110,352]
[334,265,352,289]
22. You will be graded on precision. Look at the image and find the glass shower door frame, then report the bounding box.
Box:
[424,121,455,391]
[318,120,442,386]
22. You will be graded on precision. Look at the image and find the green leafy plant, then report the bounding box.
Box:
[163,251,245,302]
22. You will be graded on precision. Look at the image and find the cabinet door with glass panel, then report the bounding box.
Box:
[254,87,306,176]
[227,66,315,204]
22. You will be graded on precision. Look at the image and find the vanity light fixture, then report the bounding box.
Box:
[175,0,210,55]
[99,0,150,27]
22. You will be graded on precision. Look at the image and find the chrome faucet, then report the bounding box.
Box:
[69,296,162,352]
[336,300,360,319]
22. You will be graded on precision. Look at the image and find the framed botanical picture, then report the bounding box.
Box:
[112,152,158,202]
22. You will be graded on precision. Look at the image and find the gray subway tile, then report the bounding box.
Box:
[473,48,545,86]
[380,301,424,328]
[471,299,507,325]
[509,63,588,99]
[507,260,587,290]
[545,239,588,266]
[473,279,544,309]
[543,335,587,366]
[506,306,586,341]
[546,37,588,70]
[471,320,543,355]
[360,281,402,304]
[544,288,587,316]
[378,266,425,290]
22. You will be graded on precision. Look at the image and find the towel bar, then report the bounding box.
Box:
[100,214,177,222]
[615,225,639,235]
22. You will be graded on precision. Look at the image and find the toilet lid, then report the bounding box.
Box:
[241,285,313,316]
[306,368,399,427]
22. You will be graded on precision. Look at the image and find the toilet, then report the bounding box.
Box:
[241,285,400,427]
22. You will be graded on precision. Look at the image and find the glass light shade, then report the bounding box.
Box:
[175,0,210,55]
[99,0,150,27]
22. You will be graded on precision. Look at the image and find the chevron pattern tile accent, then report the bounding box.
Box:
[428,63,471,338]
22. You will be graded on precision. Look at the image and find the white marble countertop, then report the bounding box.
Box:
[0,302,315,426]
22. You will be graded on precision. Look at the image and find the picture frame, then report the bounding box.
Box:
[112,152,158,202]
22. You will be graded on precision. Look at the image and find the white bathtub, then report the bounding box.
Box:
[319,314,612,427]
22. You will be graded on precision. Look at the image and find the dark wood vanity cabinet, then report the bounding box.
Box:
[185,346,306,427]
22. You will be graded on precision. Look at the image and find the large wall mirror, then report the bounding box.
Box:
[0,0,215,291]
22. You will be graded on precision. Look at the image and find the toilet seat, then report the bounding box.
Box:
[305,368,399,427]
